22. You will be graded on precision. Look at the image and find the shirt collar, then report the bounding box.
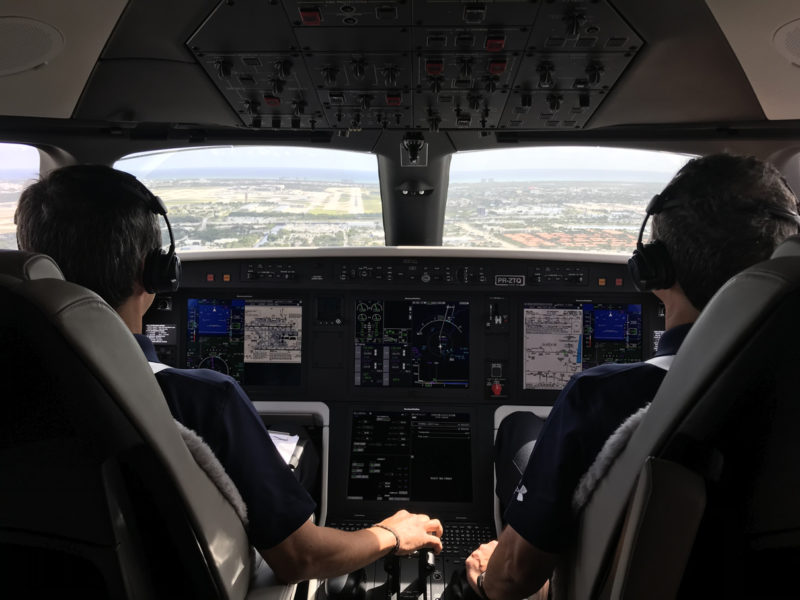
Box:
[133,333,160,363]
[654,323,693,357]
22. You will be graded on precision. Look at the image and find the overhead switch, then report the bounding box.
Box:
[485,35,506,52]
[376,5,397,20]
[383,65,399,87]
[323,66,339,86]
[426,60,444,76]
[274,59,291,79]
[352,58,367,80]
[214,59,231,79]
[385,92,402,106]
[587,61,605,86]
[464,4,486,24]
[299,8,322,26]
[537,62,554,88]
[547,94,563,111]
[564,10,586,37]
[459,59,473,79]
[488,59,507,75]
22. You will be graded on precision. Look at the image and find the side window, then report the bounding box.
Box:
[0,143,40,249]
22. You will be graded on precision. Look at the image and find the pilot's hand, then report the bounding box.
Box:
[466,540,498,596]
[377,509,444,555]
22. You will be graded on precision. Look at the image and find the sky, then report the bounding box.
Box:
[0,141,693,179]
[0,142,39,171]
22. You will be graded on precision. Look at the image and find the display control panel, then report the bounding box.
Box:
[144,251,664,406]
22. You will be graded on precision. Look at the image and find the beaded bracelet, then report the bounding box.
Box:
[373,523,401,555]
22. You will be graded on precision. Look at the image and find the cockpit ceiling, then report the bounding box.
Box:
[0,0,126,120]
[0,0,798,136]
[706,0,800,122]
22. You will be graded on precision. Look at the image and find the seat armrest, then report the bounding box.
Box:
[246,555,297,600]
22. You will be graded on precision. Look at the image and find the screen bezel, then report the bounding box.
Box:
[326,402,495,523]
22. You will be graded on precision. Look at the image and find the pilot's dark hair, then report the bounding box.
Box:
[652,153,799,310]
[15,164,161,309]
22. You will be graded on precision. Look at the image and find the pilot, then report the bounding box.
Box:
[14,164,444,584]
[464,153,800,599]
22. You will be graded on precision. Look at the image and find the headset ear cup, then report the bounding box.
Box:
[164,252,181,292]
[142,248,161,294]
[628,241,675,291]
[142,248,181,293]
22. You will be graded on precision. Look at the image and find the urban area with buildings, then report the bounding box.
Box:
[0,174,661,254]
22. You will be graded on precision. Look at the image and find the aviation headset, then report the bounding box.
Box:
[628,187,800,292]
[80,167,182,294]
[627,193,677,292]
[122,173,182,294]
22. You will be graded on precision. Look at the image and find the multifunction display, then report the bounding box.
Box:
[523,302,643,390]
[186,297,302,385]
[347,409,472,502]
[354,299,469,388]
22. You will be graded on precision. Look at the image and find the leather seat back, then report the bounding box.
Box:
[0,250,252,598]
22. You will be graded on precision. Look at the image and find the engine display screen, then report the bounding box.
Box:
[354,298,469,388]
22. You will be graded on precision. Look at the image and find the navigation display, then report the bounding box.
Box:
[347,409,472,502]
[522,302,642,390]
[354,299,469,388]
[186,298,302,385]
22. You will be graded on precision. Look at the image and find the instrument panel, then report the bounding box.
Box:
[143,250,664,407]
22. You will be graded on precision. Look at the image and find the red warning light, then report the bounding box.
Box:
[485,35,506,52]
[299,8,322,26]
[426,60,444,76]
[488,59,507,75]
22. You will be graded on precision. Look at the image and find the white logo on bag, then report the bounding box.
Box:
[515,484,527,502]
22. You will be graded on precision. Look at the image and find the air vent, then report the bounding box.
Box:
[0,17,64,77]
[773,19,800,67]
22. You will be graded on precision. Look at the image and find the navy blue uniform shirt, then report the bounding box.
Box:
[503,324,692,553]
[134,334,316,550]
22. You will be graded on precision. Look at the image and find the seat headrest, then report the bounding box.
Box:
[771,235,800,259]
[0,250,64,282]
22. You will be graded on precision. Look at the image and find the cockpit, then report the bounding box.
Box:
[2,0,800,597]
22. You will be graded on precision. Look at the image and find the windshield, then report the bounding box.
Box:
[445,146,694,253]
[115,146,382,250]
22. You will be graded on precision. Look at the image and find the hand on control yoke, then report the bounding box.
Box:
[377,509,444,555]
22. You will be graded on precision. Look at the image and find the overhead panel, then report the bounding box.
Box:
[187,0,642,132]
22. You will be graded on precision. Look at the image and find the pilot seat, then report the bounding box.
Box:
[0,249,291,599]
